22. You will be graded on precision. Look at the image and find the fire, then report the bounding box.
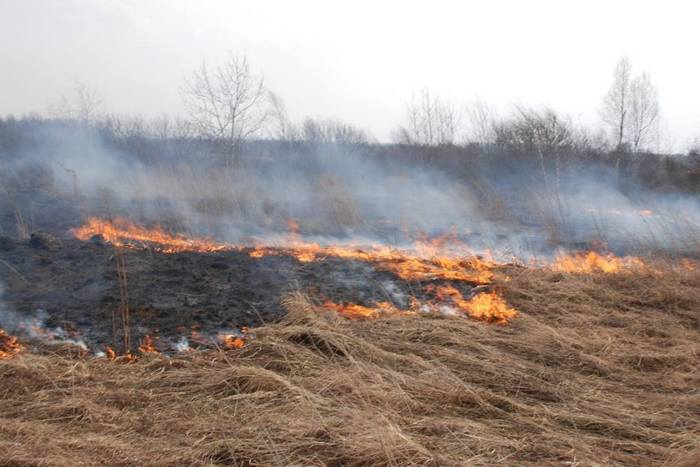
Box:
[72,217,230,253]
[0,328,23,359]
[72,218,517,326]
[322,287,517,325]
[220,334,246,349]
[459,290,518,324]
[323,300,385,319]
[219,327,249,349]
[429,285,517,324]
[138,335,158,354]
[250,244,495,284]
[73,218,497,285]
[551,251,647,274]
[103,346,136,362]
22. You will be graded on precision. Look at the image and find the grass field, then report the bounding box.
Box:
[1,264,699,466]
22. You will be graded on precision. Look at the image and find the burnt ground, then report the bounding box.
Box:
[0,234,478,353]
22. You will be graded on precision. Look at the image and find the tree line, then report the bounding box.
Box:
[4,53,698,158]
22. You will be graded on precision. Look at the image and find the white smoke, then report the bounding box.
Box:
[0,282,87,350]
[4,123,700,260]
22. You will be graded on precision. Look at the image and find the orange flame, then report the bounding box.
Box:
[0,329,23,359]
[104,346,137,362]
[460,290,518,324]
[322,301,383,319]
[551,251,647,274]
[72,218,517,326]
[138,335,159,354]
[430,285,517,324]
[323,287,517,324]
[72,217,230,253]
[249,244,495,284]
[219,327,249,350]
[220,335,246,349]
[73,218,497,285]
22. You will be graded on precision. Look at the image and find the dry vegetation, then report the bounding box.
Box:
[1,265,699,466]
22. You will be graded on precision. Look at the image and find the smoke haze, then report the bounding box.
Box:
[2,123,698,260]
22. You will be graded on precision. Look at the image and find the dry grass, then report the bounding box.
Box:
[1,266,699,466]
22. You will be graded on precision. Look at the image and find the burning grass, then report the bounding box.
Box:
[72,217,230,253]
[1,265,698,466]
[73,217,497,283]
[0,328,22,359]
[551,250,650,274]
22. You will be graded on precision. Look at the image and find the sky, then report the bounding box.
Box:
[1,0,698,148]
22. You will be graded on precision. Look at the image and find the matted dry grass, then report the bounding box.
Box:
[1,265,699,466]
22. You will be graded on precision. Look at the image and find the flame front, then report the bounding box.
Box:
[73,217,230,253]
[552,251,648,274]
[322,300,407,320]
[322,287,517,324]
[73,218,496,284]
[72,218,518,325]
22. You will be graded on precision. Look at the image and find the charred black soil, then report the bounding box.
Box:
[0,234,481,353]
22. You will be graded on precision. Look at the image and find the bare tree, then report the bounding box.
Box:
[393,88,460,146]
[48,81,104,123]
[141,115,195,141]
[182,53,270,156]
[301,117,371,145]
[464,98,496,145]
[492,105,580,222]
[101,114,146,140]
[628,72,660,152]
[601,57,633,150]
[267,91,298,141]
[494,106,573,152]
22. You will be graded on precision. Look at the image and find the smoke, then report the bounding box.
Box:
[0,280,22,332]
[552,173,700,253]
[2,121,699,354]
[1,121,699,260]
[0,280,87,349]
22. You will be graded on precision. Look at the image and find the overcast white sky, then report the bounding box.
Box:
[1,0,698,147]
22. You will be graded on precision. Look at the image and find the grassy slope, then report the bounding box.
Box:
[0,266,699,466]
